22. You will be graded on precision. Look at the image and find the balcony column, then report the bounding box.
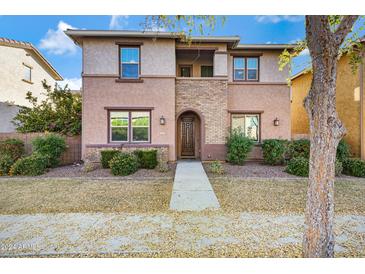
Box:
[213,51,228,77]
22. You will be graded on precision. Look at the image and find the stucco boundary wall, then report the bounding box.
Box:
[84,144,169,164]
[0,132,81,165]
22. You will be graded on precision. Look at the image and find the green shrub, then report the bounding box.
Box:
[285,157,309,177]
[286,157,343,177]
[13,80,82,136]
[226,129,254,165]
[133,150,158,169]
[9,153,50,176]
[109,153,139,176]
[287,139,310,159]
[32,134,66,167]
[209,160,225,175]
[342,158,365,177]
[0,154,15,176]
[100,150,121,168]
[0,138,24,161]
[262,139,287,165]
[335,160,343,176]
[336,139,351,163]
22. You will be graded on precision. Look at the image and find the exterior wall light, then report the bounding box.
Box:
[160,116,166,125]
[274,117,280,126]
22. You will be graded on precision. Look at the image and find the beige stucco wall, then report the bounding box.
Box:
[291,55,362,157]
[0,46,57,107]
[83,38,176,76]
[227,50,289,83]
[228,84,291,140]
[82,77,176,161]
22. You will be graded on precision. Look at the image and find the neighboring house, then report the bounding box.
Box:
[0,38,63,132]
[65,30,293,162]
[291,54,365,158]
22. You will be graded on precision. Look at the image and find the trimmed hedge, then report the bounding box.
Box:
[109,153,139,176]
[9,153,50,176]
[32,134,66,167]
[226,129,254,165]
[287,139,310,159]
[101,150,121,168]
[262,139,287,165]
[285,157,309,177]
[133,150,158,169]
[336,139,351,163]
[0,138,24,161]
[0,154,14,176]
[285,157,343,177]
[342,158,365,177]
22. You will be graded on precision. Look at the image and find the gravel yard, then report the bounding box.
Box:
[0,178,172,214]
[39,163,176,179]
[204,161,363,180]
[0,170,364,257]
[211,178,365,214]
[204,162,298,178]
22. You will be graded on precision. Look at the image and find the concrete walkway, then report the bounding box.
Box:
[169,161,220,211]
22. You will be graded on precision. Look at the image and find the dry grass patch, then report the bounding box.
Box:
[0,178,172,214]
[211,178,365,214]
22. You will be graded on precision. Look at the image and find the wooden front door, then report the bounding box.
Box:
[181,117,195,157]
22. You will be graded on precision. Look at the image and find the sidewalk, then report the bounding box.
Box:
[169,161,220,211]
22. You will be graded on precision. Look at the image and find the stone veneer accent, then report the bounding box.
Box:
[176,78,228,145]
[84,144,169,164]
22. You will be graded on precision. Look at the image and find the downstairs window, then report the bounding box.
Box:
[231,113,260,142]
[110,111,150,142]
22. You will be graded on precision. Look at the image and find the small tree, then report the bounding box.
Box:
[13,80,81,136]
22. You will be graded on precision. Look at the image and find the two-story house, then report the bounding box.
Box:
[65,30,293,163]
[0,38,63,132]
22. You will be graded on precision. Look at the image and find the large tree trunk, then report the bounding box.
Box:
[303,15,358,257]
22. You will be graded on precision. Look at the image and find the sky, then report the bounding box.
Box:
[0,15,362,89]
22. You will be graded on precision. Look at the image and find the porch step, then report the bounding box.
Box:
[169,160,220,211]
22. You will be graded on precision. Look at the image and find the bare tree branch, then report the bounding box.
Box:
[334,15,359,47]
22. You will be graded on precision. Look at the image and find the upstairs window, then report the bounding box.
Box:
[120,47,140,79]
[247,58,258,80]
[22,63,32,83]
[201,66,213,77]
[233,57,259,81]
[233,58,245,80]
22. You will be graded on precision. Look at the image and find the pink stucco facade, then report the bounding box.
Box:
[67,31,292,162]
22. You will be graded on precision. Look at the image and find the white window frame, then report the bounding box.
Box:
[22,63,32,83]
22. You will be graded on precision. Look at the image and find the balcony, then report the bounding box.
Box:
[176,49,219,78]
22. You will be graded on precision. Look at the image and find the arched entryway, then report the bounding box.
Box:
[176,110,203,159]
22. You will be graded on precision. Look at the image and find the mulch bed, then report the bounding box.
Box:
[38,163,176,179]
[204,161,299,178]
